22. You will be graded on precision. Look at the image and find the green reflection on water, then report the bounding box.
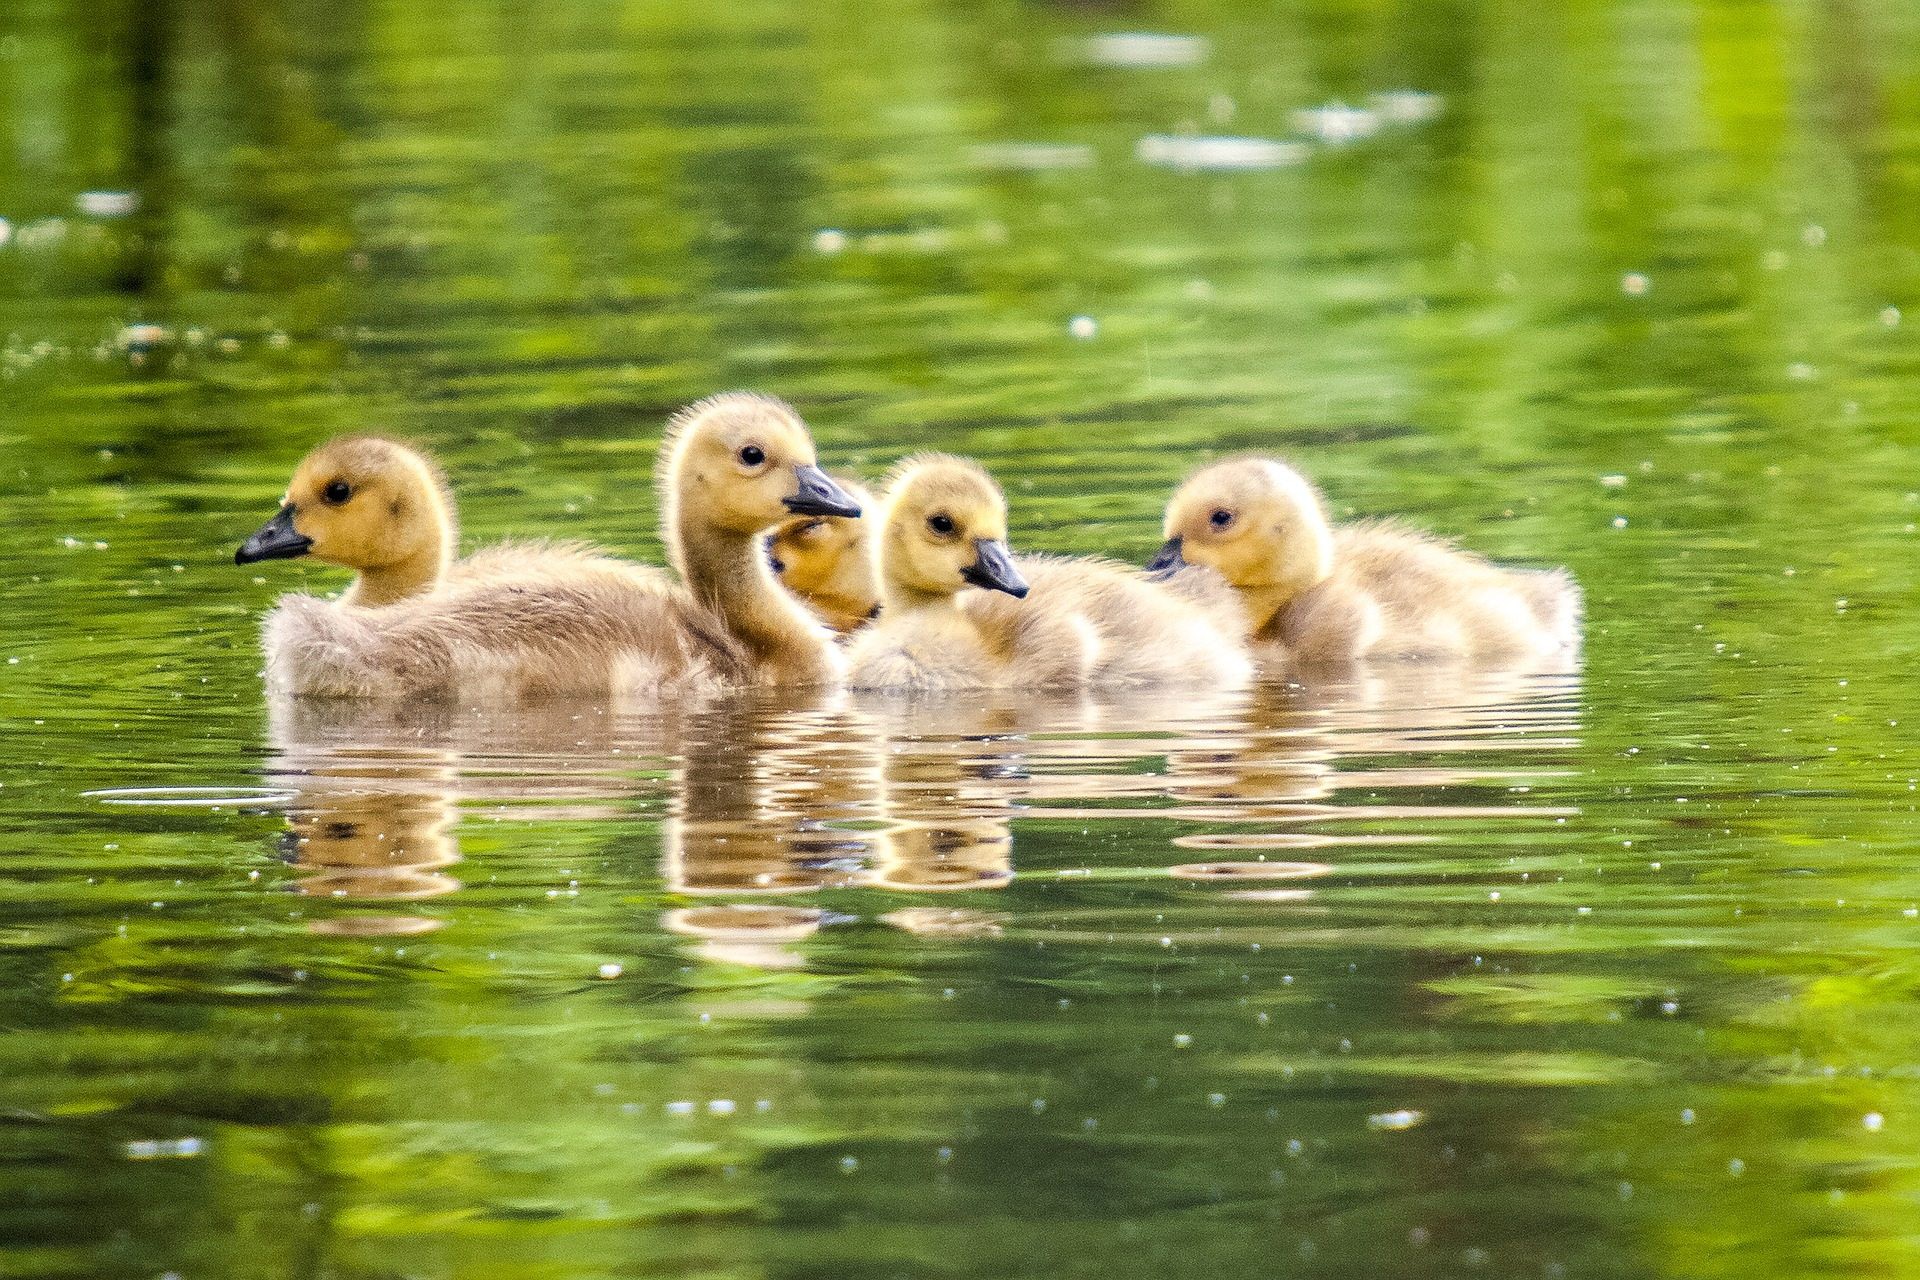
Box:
[4,0,1920,1277]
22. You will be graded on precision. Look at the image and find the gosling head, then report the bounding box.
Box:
[767,476,879,622]
[237,436,455,606]
[1149,456,1334,617]
[662,392,860,542]
[878,455,1028,606]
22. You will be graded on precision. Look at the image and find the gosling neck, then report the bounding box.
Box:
[342,540,448,607]
[810,589,881,635]
[1239,563,1335,637]
[880,579,959,617]
[676,515,837,685]
[821,554,880,629]
[1236,583,1300,637]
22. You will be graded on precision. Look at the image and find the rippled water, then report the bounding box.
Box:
[6,1,1920,1276]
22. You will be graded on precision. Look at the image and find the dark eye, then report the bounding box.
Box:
[738,444,765,467]
[323,480,352,505]
[1209,508,1233,528]
[928,513,956,536]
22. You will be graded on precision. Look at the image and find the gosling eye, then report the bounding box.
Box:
[322,480,353,505]
[1208,508,1234,529]
[927,513,957,537]
[738,444,766,467]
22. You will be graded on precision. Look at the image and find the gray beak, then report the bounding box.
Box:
[961,538,1028,598]
[236,505,313,565]
[785,466,861,518]
[1146,535,1186,575]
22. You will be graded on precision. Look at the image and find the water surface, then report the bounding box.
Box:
[5,1,1920,1277]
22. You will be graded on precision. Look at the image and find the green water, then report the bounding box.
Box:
[5,0,1920,1276]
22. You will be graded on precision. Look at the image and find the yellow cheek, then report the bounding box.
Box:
[1185,534,1261,586]
[1180,534,1230,572]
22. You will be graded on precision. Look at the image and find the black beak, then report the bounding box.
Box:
[784,466,861,518]
[1146,535,1186,575]
[236,505,313,565]
[961,538,1028,598]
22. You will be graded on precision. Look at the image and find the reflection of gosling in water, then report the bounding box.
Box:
[283,788,460,901]
[873,823,1014,890]
[848,455,1252,691]
[235,395,862,699]
[767,476,880,635]
[1152,457,1581,665]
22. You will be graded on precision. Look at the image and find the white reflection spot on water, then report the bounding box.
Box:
[1367,1109,1424,1131]
[85,785,296,808]
[77,190,139,217]
[1136,135,1308,172]
[1290,102,1380,145]
[1065,33,1210,68]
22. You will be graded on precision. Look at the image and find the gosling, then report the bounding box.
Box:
[1150,456,1581,665]
[848,454,1251,691]
[766,475,880,634]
